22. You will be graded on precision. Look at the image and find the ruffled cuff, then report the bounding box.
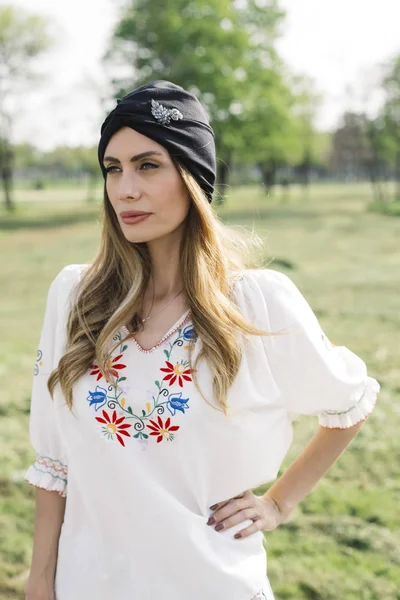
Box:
[318,376,380,429]
[24,455,68,497]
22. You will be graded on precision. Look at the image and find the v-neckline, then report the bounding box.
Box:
[120,308,192,353]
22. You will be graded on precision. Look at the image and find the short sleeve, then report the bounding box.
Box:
[24,264,87,496]
[240,268,380,429]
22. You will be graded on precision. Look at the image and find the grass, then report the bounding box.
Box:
[1,182,399,599]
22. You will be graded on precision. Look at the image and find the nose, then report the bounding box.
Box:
[118,170,142,201]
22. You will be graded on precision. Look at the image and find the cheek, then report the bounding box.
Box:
[163,173,190,210]
[161,185,190,223]
[105,180,117,207]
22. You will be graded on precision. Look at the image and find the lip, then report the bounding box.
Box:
[120,210,151,217]
[121,213,151,225]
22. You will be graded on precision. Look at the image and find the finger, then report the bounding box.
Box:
[215,507,260,533]
[233,491,247,499]
[233,518,264,539]
[209,499,230,512]
[209,497,247,523]
[213,507,260,531]
[209,490,248,511]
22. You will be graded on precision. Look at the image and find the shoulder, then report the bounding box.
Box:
[231,267,296,306]
[50,263,91,315]
[52,263,90,290]
[230,267,310,329]
[52,263,90,287]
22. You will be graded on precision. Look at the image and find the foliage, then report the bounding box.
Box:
[0,5,54,210]
[0,6,52,86]
[104,0,319,185]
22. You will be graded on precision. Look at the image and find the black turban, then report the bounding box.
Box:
[98,80,216,203]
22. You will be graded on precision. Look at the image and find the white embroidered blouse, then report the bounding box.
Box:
[24,264,380,600]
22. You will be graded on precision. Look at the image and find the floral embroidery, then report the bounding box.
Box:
[90,354,127,382]
[181,323,197,351]
[147,415,180,443]
[34,349,43,376]
[228,271,244,300]
[160,360,192,387]
[87,385,108,411]
[231,272,244,282]
[87,321,198,447]
[95,409,132,447]
[166,392,190,416]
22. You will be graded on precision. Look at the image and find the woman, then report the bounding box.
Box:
[24,80,380,600]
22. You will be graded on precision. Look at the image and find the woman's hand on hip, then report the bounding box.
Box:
[206,490,285,539]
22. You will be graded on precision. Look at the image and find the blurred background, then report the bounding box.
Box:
[0,1,399,598]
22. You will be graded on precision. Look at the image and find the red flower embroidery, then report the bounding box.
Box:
[95,409,132,447]
[90,354,126,382]
[160,360,192,387]
[147,415,180,443]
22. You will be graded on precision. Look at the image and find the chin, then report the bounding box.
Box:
[121,228,162,245]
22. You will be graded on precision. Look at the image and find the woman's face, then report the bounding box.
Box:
[103,126,191,244]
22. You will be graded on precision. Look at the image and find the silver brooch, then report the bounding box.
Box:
[150,98,183,125]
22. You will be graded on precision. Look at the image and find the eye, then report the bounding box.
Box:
[140,162,158,171]
[105,162,158,174]
[105,165,120,174]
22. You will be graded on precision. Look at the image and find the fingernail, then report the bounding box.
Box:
[207,516,216,525]
[210,504,218,510]
[234,533,242,539]
[215,523,224,531]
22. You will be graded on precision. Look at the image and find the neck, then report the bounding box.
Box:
[145,233,184,301]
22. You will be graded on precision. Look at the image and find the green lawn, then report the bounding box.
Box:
[1,183,399,599]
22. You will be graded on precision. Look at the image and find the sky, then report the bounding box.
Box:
[5,0,400,150]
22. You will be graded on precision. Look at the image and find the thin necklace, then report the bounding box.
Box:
[141,273,185,323]
[141,289,184,322]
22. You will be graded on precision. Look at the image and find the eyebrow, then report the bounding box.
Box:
[103,150,164,165]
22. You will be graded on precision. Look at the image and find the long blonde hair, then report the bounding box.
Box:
[48,161,276,417]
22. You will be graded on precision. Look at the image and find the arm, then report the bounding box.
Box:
[25,489,66,600]
[264,419,367,520]
[24,268,73,599]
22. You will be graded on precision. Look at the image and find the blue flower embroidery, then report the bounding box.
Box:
[182,324,197,341]
[167,392,190,416]
[87,385,108,411]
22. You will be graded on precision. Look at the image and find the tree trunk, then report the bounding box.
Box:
[395,149,400,202]
[365,121,388,203]
[258,160,277,196]
[1,165,14,212]
[0,137,15,212]
[86,173,97,203]
[366,160,386,203]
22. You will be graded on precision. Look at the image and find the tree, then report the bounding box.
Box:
[329,111,390,202]
[103,0,299,201]
[0,5,53,211]
[74,146,100,203]
[380,55,400,201]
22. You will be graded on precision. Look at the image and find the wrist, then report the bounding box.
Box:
[25,572,55,600]
[263,490,294,521]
